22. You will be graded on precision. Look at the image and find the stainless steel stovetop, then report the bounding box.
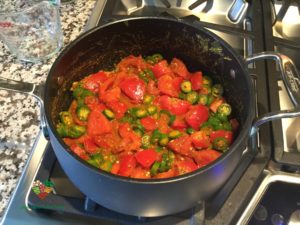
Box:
[1,0,300,225]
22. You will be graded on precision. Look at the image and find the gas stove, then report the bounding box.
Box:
[1,1,300,225]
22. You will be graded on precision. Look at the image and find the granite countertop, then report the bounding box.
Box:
[0,0,96,217]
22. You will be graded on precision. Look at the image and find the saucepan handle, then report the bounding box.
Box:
[0,77,49,138]
[245,52,300,148]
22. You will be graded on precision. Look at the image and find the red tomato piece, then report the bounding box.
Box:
[210,130,233,145]
[209,98,224,113]
[176,159,198,175]
[120,77,146,102]
[192,149,221,167]
[111,162,120,175]
[172,77,184,93]
[185,105,209,130]
[159,95,191,116]
[140,116,158,131]
[84,96,100,110]
[100,87,121,104]
[82,71,109,93]
[107,101,128,119]
[151,60,173,78]
[171,117,188,129]
[131,167,150,179]
[168,135,193,156]
[147,80,160,95]
[70,144,89,160]
[118,55,148,71]
[191,131,211,149]
[190,71,203,90]
[118,154,137,177]
[155,168,175,179]
[87,108,112,136]
[135,149,158,169]
[170,58,189,78]
[83,136,99,154]
[119,123,142,151]
[158,75,179,97]
[230,118,239,133]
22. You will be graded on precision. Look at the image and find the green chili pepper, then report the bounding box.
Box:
[213,137,229,152]
[76,105,90,121]
[206,94,215,106]
[68,125,86,138]
[150,129,162,144]
[186,91,199,104]
[222,121,232,131]
[143,95,154,104]
[103,109,115,120]
[139,69,155,83]
[146,105,157,115]
[72,86,94,100]
[198,94,208,105]
[56,123,69,137]
[160,110,176,125]
[150,161,161,176]
[211,84,224,97]
[159,134,169,147]
[178,92,187,100]
[145,53,163,65]
[207,117,223,130]
[217,103,232,116]
[100,160,113,172]
[186,127,195,134]
[142,134,151,149]
[180,80,192,93]
[135,108,148,118]
[202,76,213,86]
[87,153,104,168]
[168,130,182,139]
[59,111,73,126]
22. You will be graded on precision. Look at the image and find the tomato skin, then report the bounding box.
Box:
[176,159,198,175]
[151,60,172,78]
[140,116,158,131]
[190,71,203,91]
[100,87,121,104]
[172,77,184,93]
[155,168,175,179]
[168,135,193,156]
[170,58,189,78]
[120,77,146,102]
[83,136,99,154]
[147,80,160,95]
[131,167,151,179]
[135,149,158,168]
[209,98,224,113]
[159,95,191,116]
[185,105,209,130]
[70,144,89,160]
[107,101,128,119]
[111,162,120,175]
[171,117,188,129]
[192,149,221,167]
[210,130,233,145]
[87,107,112,136]
[158,75,179,97]
[118,154,137,177]
[82,71,109,93]
[191,131,211,149]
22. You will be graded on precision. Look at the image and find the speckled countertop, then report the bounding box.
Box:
[0,0,96,217]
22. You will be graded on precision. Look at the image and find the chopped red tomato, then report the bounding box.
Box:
[210,130,233,145]
[176,159,198,175]
[158,75,179,97]
[120,77,146,102]
[135,149,158,168]
[209,98,224,113]
[70,144,89,160]
[82,71,109,93]
[107,101,128,119]
[100,87,121,104]
[151,60,173,78]
[230,118,239,133]
[147,80,160,95]
[87,108,112,136]
[131,167,150,179]
[119,123,142,151]
[171,117,188,129]
[118,55,148,71]
[118,154,137,177]
[84,96,100,110]
[83,136,99,154]
[159,95,191,116]
[172,77,184,93]
[185,105,209,130]
[192,149,221,167]
[111,162,120,175]
[155,168,175,179]
[140,116,158,131]
[168,135,193,156]
[170,58,189,78]
[190,71,203,90]
[191,131,210,149]
[69,101,87,126]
